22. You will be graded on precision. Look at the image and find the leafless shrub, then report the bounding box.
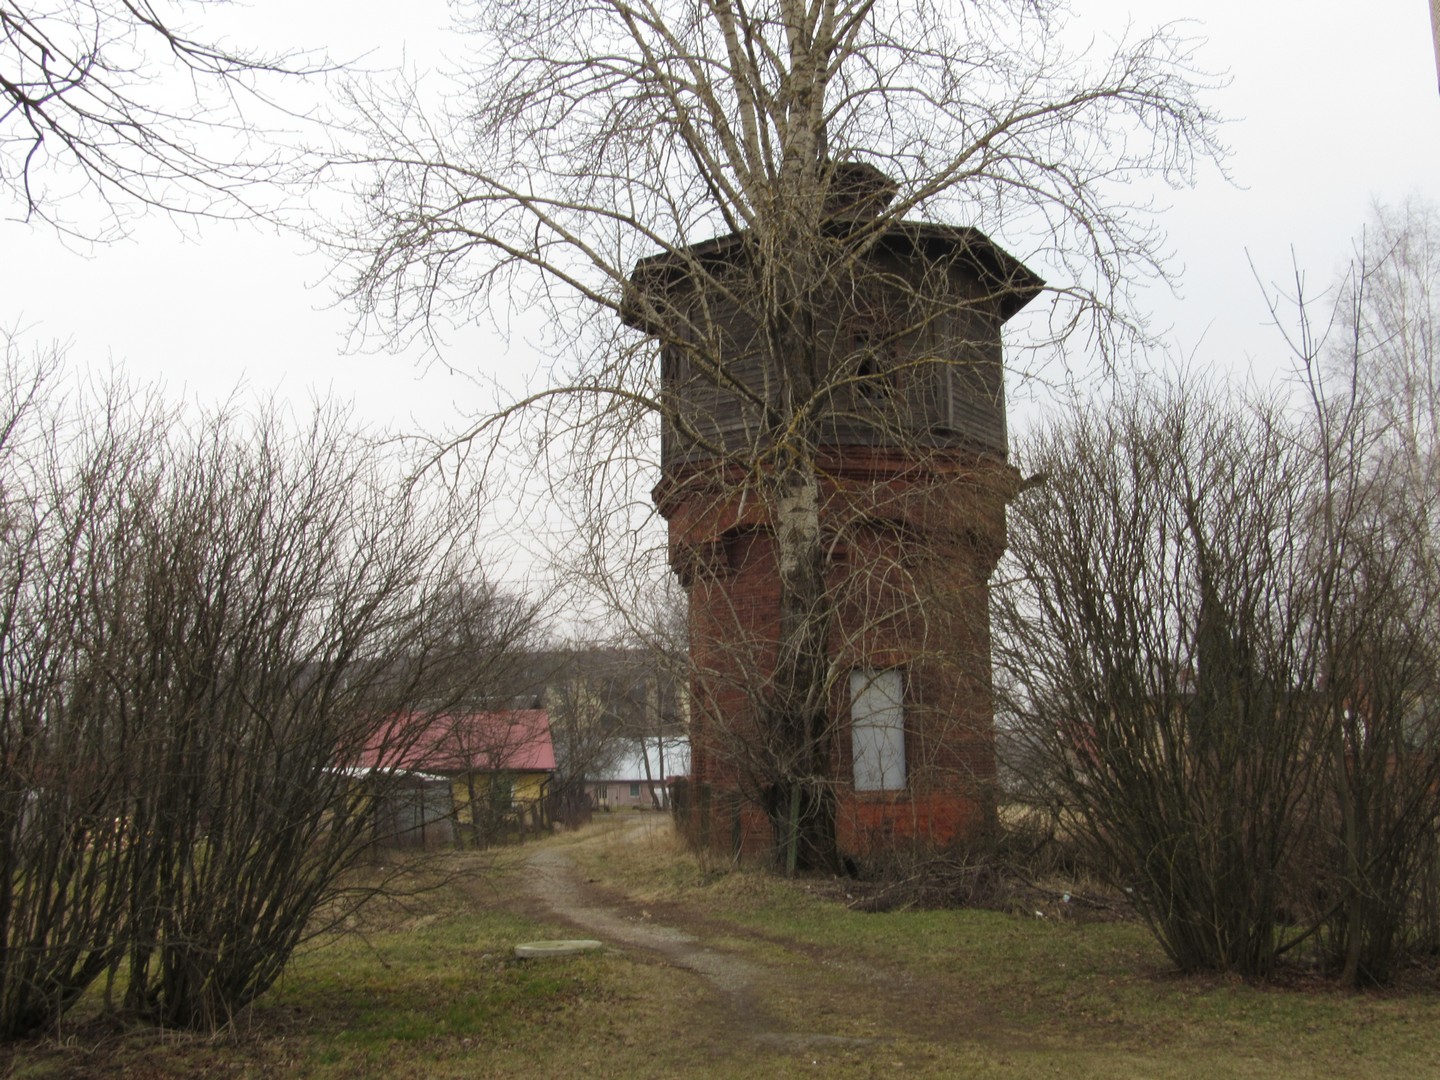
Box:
[995,383,1330,977]
[0,340,139,1037]
[997,217,1440,984]
[1284,199,1440,986]
[0,349,537,1033]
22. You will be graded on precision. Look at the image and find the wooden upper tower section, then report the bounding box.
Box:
[622,163,1044,473]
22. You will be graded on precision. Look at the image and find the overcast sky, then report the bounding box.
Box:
[4,0,1435,419]
[1121,1,1439,388]
[1,0,1437,600]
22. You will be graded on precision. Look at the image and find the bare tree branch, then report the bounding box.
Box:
[2,0,331,237]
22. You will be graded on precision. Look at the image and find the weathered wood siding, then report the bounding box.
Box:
[659,251,1008,471]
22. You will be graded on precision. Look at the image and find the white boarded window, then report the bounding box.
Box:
[850,668,906,791]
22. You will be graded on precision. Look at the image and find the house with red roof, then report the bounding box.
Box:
[356,709,557,845]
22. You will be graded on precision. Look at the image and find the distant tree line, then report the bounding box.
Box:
[996,201,1440,987]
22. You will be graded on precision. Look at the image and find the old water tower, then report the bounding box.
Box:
[624,163,1042,861]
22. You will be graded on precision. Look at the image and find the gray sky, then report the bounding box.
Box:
[1,0,1437,603]
[4,0,1436,414]
[1115,0,1440,389]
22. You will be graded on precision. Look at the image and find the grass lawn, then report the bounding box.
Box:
[4,816,1440,1078]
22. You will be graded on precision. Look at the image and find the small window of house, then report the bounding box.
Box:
[850,668,905,791]
[630,782,641,798]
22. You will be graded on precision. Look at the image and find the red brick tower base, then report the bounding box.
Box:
[659,447,1014,865]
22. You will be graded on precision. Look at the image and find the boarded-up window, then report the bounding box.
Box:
[850,668,906,791]
[843,311,901,408]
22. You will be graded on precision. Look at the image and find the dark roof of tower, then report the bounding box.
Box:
[621,169,1046,334]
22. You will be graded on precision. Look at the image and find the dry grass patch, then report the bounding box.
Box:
[4,822,1440,1078]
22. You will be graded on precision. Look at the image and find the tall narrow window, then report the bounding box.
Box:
[850,668,906,791]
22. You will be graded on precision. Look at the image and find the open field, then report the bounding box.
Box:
[6,815,1440,1078]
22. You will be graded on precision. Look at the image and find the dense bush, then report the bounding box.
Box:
[997,204,1440,986]
[996,380,1440,983]
[0,348,536,1033]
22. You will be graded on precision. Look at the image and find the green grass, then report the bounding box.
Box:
[3,819,1440,1078]
[562,819,1440,1078]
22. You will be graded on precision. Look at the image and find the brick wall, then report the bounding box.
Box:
[661,448,1011,862]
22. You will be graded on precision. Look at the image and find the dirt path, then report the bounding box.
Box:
[521,817,813,1046]
[524,843,760,995]
[517,815,946,1055]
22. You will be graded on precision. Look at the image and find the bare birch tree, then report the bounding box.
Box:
[330,0,1224,868]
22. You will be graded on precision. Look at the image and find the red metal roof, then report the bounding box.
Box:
[357,709,556,774]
